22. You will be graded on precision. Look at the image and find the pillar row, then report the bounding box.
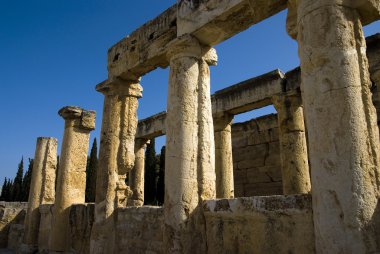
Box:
[214,114,234,199]
[272,91,311,195]
[164,35,217,254]
[128,138,148,206]
[23,137,57,252]
[287,1,380,253]
[90,79,142,254]
[50,106,96,252]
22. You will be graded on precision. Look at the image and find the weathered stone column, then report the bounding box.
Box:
[49,106,95,252]
[164,35,216,254]
[128,138,148,206]
[214,114,234,198]
[287,1,380,253]
[22,137,57,252]
[272,91,311,194]
[90,79,142,254]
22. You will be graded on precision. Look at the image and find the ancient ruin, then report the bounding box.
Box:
[1,0,380,253]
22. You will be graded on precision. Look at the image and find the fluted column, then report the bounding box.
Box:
[287,1,380,252]
[128,138,148,206]
[164,35,216,253]
[22,137,57,253]
[272,92,311,194]
[214,114,234,198]
[50,106,95,252]
[90,79,142,254]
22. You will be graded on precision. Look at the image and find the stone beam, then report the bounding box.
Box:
[108,6,177,80]
[135,111,166,139]
[212,69,285,118]
[177,0,287,45]
[108,0,287,79]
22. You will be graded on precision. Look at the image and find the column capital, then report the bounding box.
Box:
[214,113,234,132]
[58,106,96,131]
[135,138,149,149]
[96,78,143,98]
[272,91,302,110]
[166,34,218,65]
[286,0,380,39]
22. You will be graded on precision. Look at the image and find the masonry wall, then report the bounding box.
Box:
[116,206,164,254]
[232,114,282,197]
[203,195,315,254]
[0,202,27,248]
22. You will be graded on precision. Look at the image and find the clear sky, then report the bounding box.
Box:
[0,1,379,185]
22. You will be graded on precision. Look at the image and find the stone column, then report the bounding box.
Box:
[287,1,380,253]
[22,137,57,252]
[272,92,311,194]
[49,106,95,252]
[128,138,148,206]
[90,79,142,254]
[164,35,217,254]
[214,114,234,198]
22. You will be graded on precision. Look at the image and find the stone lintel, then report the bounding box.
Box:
[96,78,143,98]
[212,69,285,117]
[136,111,167,140]
[107,5,177,80]
[107,0,285,79]
[58,106,96,131]
[178,0,287,45]
[287,0,380,39]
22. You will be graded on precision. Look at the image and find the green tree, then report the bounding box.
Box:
[22,158,34,201]
[144,139,158,205]
[0,178,7,201]
[86,138,98,202]
[12,157,24,201]
[156,146,165,205]
[5,179,13,202]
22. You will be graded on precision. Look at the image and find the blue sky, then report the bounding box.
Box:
[0,1,379,184]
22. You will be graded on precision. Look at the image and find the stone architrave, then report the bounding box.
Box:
[23,137,57,252]
[49,106,96,252]
[90,79,142,254]
[214,114,234,199]
[287,1,380,253]
[128,138,148,206]
[272,91,311,194]
[164,35,217,254]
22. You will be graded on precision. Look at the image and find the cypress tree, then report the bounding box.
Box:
[157,146,165,205]
[86,138,98,202]
[144,139,157,205]
[12,157,24,201]
[22,158,34,201]
[5,179,13,202]
[0,178,7,201]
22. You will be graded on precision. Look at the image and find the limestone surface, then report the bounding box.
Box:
[49,106,95,252]
[23,137,57,250]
